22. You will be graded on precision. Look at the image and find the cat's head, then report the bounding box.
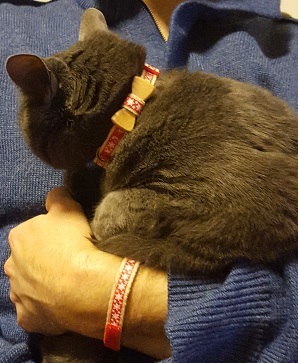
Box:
[6,8,146,170]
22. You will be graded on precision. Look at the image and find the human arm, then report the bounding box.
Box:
[4,187,171,360]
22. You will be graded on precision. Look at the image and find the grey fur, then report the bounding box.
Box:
[6,15,297,273]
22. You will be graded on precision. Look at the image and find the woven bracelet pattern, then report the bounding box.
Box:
[103,258,140,351]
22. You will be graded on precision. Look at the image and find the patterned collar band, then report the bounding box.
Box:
[93,64,160,168]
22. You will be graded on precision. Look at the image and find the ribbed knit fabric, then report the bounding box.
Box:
[0,1,297,362]
[166,260,298,363]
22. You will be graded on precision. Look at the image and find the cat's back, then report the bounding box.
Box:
[107,69,297,203]
[135,69,296,168]
[103,68,297,268]
[110,69,297,175]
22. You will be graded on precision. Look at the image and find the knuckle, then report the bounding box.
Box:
[9,291,18,304]
[8,228,16,245]
[3,259,11,277]
[8,225,23,249]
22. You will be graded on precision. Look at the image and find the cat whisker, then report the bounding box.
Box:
[78,124,88,131]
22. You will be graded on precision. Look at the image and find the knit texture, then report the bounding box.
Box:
[167,260,298,363]
[0,1,297,362]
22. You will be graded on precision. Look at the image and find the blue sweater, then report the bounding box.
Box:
[0,1,297,362]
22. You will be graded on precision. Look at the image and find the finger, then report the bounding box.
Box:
[9,291,21,304]
[45,187,82,214]
[45,188,91,234]
[14,305,37,333]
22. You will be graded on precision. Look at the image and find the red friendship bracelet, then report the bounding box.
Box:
[103,258,140,351]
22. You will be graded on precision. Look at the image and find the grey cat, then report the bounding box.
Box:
[6,7,297,362]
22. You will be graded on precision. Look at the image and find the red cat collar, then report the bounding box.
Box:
[93,64,160,168]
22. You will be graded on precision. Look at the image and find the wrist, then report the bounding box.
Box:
[56,248,171,359]
[122,265,171,359]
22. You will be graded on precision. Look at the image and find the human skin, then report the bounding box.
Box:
[4,188,171,359]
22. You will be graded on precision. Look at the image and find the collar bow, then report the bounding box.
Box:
[94,64,160,168]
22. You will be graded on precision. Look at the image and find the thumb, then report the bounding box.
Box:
[45,187,92,236]
[45,187,83,214]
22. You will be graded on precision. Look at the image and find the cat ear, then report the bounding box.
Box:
[79,8,108,41]
[6,54,58,103]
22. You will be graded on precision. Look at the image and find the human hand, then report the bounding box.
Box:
[4,187,170,358]
[4,187,119,336]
